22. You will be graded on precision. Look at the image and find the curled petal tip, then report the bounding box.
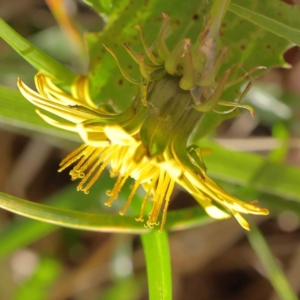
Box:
[260,208,269,215]
[244,224,251,231]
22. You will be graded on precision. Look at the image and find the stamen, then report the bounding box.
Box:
[135,174,159,222]
[147,169,170,227]
[107,165,134,209]
[153,172,171,225]
[119,180,140,215]
[119,164,155,215]
[59,146,93,177]
[159,178,175,232]
[80,157,112,194]
[69,146,96,179]
[106,175,122,199]
[76,148,104,177]
[70,155,89,179]
[78,148,113,193]
[106,164,135,207]
[59,144,86,167]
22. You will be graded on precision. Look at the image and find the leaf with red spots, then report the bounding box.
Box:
[195,0,300,138]
[85,0,300,135]
[86,0,211,109]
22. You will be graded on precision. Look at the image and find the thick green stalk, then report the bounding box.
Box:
[141,231,172,300]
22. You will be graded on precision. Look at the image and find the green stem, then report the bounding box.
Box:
[0,18,76,84]
[141,231,172,300]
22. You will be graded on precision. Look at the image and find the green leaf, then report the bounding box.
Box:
[0,191,149,234]
[85,0,298,135]
[222,0,298,72]
[229,1,300,46]
[199,140,300,201]
[83,0,115,14]
[0,187,211,235]
[191,110,238,141]
[100,276,144,300]
[167,206,210,231]
[141,231,172,300]
[0,173,123,259]
[86,0,211,108]
[0,152,209,261]
[0,85,78,141]
[261,194,300,218]
[247,223,298,300]
[0,19,76,84]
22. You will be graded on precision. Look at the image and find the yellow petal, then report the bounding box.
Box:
[193,195,231,219]
[231,211,251,231]
[104,125,137,145]
[76,123,110,147]
[71,75,97,109]
[36,110,78,132]
[18,78,98,123]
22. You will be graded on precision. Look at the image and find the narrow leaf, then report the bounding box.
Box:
[0,18,76,84]
[0,84,77,141]
[247,223,298,300]
[0,187,211,234]
[199,140,300,202]
[229,2,300,46]
[0,191,149,234]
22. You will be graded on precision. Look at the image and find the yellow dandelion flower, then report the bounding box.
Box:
[18,11,268,231]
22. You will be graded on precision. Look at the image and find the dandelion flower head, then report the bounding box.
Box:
[18,12,269,231]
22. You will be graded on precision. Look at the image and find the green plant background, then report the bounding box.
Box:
[0,0,300,299]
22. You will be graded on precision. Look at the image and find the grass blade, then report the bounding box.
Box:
[247,223,298,300]
[0,18,76,84]
[0,190,210,238]
[200,140,300,202]
[0,191,149,234]
[229,2,300,45]
[0,84,77,140]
